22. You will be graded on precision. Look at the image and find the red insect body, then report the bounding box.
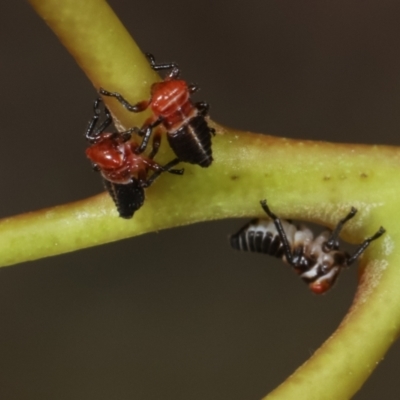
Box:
[85,98,183,219]
[100,53,214,167]
[86,132,160,184]
[149,80,197,132]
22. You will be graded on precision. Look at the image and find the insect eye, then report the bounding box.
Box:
[321,262,332,274]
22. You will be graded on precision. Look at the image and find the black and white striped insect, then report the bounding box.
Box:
[230,200,386,294]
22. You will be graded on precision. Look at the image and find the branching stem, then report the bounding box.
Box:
[10,0,400,398]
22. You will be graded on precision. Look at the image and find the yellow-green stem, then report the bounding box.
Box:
[28,0,158,128]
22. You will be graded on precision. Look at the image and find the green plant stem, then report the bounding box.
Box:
[14,0,400,398]
[28,0,158,128]
[0,132,397,266]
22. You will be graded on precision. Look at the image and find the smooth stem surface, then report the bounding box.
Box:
[20,0,400,398]
[28,0,158,128]
[1,129,398,265]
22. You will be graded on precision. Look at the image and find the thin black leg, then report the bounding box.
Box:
[260,200,294,264]
[148,130,162,159]
[145,53,180,79]
[136,118,163,154]
[324,207,357,251]
[96,106,112,133]
[157,158,184,176]
[143,158,184,188]
[119,126,139,142]
[85,97,112,141]
[85,112,99,141]
[99,88,149,112]
[346,227,386,265]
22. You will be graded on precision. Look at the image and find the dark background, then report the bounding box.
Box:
[1,1,400,399]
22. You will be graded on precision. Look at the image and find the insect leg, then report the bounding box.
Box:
[260,200,294,264]
[145,53,180,79]
[143,158,184,188]
[136,117,163,154]
[155,158,184,177]
[99,88,149,112]
[163,158,184,176]
[346,227,386,265]
[148,130,162,159]
[324,207,357,251]
[112,125,139,143]
[85,98,112,141]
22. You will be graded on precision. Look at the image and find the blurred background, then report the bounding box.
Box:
[1,1,400,399]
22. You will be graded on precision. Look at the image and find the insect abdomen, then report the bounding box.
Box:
[103,179,145,219]
[230,219,287,259]
[167,115,213,167]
